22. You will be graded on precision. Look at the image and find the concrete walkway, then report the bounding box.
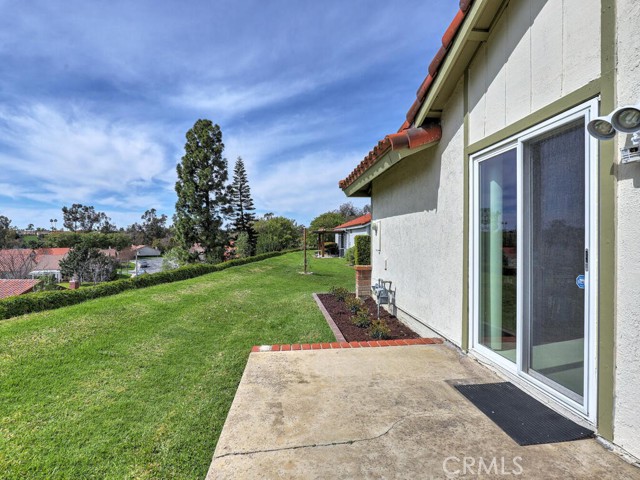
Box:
[207,344,639,479]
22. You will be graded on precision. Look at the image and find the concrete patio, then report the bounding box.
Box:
[207,344,639,479]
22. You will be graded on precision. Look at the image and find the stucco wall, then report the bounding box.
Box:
[613,0,640,460]
[371,79,465,345]
[468,0,601,144]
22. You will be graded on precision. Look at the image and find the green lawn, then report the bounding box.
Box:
[0,253,352,479]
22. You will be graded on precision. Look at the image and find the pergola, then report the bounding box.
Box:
[311,228,345,257]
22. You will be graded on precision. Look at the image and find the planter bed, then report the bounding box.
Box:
[316,293,419,342]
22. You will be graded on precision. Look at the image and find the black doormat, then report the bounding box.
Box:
[454,382,594,446]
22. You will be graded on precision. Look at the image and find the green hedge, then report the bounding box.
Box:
[354,235,371,266]
[0,249,299,320]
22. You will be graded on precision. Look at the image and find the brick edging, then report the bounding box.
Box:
[312,293,346,342]
[251,337,443,353]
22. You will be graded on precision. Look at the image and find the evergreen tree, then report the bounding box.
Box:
[229,157,257,255]
[174,119,231,263]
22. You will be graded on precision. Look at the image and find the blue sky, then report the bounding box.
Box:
[0,0,459,229]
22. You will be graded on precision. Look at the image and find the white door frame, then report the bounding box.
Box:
[469,99,599,424]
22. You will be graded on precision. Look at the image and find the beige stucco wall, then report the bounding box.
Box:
[371,79,465,345]
[613,0,640,460]
[468,0,601,144]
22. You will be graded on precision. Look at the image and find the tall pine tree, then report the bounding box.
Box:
[174,119,231,263]
[230,157,257,255]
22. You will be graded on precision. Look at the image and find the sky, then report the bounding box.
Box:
[0,0,460,230]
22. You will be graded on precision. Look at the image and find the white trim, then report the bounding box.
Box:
[469,99,599,424]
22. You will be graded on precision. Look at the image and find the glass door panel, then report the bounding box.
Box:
[478,149,518,362]
[524,119,586,401]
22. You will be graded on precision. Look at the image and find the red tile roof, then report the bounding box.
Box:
[0,279,40,299]
[340,0,473,191]
[338,125,442,190]
[334,213,372,230]
[37,248,71,256]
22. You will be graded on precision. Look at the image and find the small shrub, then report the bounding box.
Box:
[369,318,391,339]
[344,246,355,265]
[351,310,372,328]
[329,286,349,302]
[344,295,364,314]
[354,235,371,266]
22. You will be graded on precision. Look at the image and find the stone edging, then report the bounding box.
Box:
[251,337,443,353]
[312,293,346,342]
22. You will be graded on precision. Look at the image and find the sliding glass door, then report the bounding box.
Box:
[472,101,596,418]
[523,119,586,402]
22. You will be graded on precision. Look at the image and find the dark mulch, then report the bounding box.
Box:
[316,293,420,342]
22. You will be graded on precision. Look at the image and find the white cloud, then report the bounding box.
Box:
[0,103,174,211]
[171,78,318,118]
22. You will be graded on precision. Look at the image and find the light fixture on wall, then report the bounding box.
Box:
[611,103,640,133]
[587,103,640,164]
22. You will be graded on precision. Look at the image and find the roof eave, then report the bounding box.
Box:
[342,139,438,198]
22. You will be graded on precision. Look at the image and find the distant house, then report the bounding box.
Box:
[0,279,41,299]
[334,213,371,256]
[29,254,67,282]
[132,245,161,257]
[118,245,162,262]
[0,248,70,281]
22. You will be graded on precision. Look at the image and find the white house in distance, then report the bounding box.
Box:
[334,213,371,257]
[340,0,640,462]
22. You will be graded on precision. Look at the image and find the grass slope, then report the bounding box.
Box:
[0,253,352,479]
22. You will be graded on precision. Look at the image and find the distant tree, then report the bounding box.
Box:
[336,202,360,219]
[254,216,301,254]
[310,211,346,231]
[26,223,35,230]
[62,204,113,232]
[308,211,346,245]
[141,208,169,244]
[125,222,145,245]
[161,246,190,271]
[174,119,231,263]
[43,231,129,250]
[335,202,370,219]
[229,157,257,255]
[44,232,83,248]
[59,244,118,283]
[234,231,252,258]
[0,215,19,248]
[98,217,117,234]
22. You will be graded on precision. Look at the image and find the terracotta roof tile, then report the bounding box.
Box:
[428,45,448,77]
[340,1,474,191]
[0,279,40,299]
[338,124,442,190]
[460,0,472,13]
[334,213,372,230]
[442,9,466,48]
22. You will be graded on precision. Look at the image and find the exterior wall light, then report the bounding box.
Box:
[587,103,640,164]
[587,114,616,140]
[611,104,640,133]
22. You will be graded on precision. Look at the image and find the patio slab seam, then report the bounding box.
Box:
[251,337,443,353]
